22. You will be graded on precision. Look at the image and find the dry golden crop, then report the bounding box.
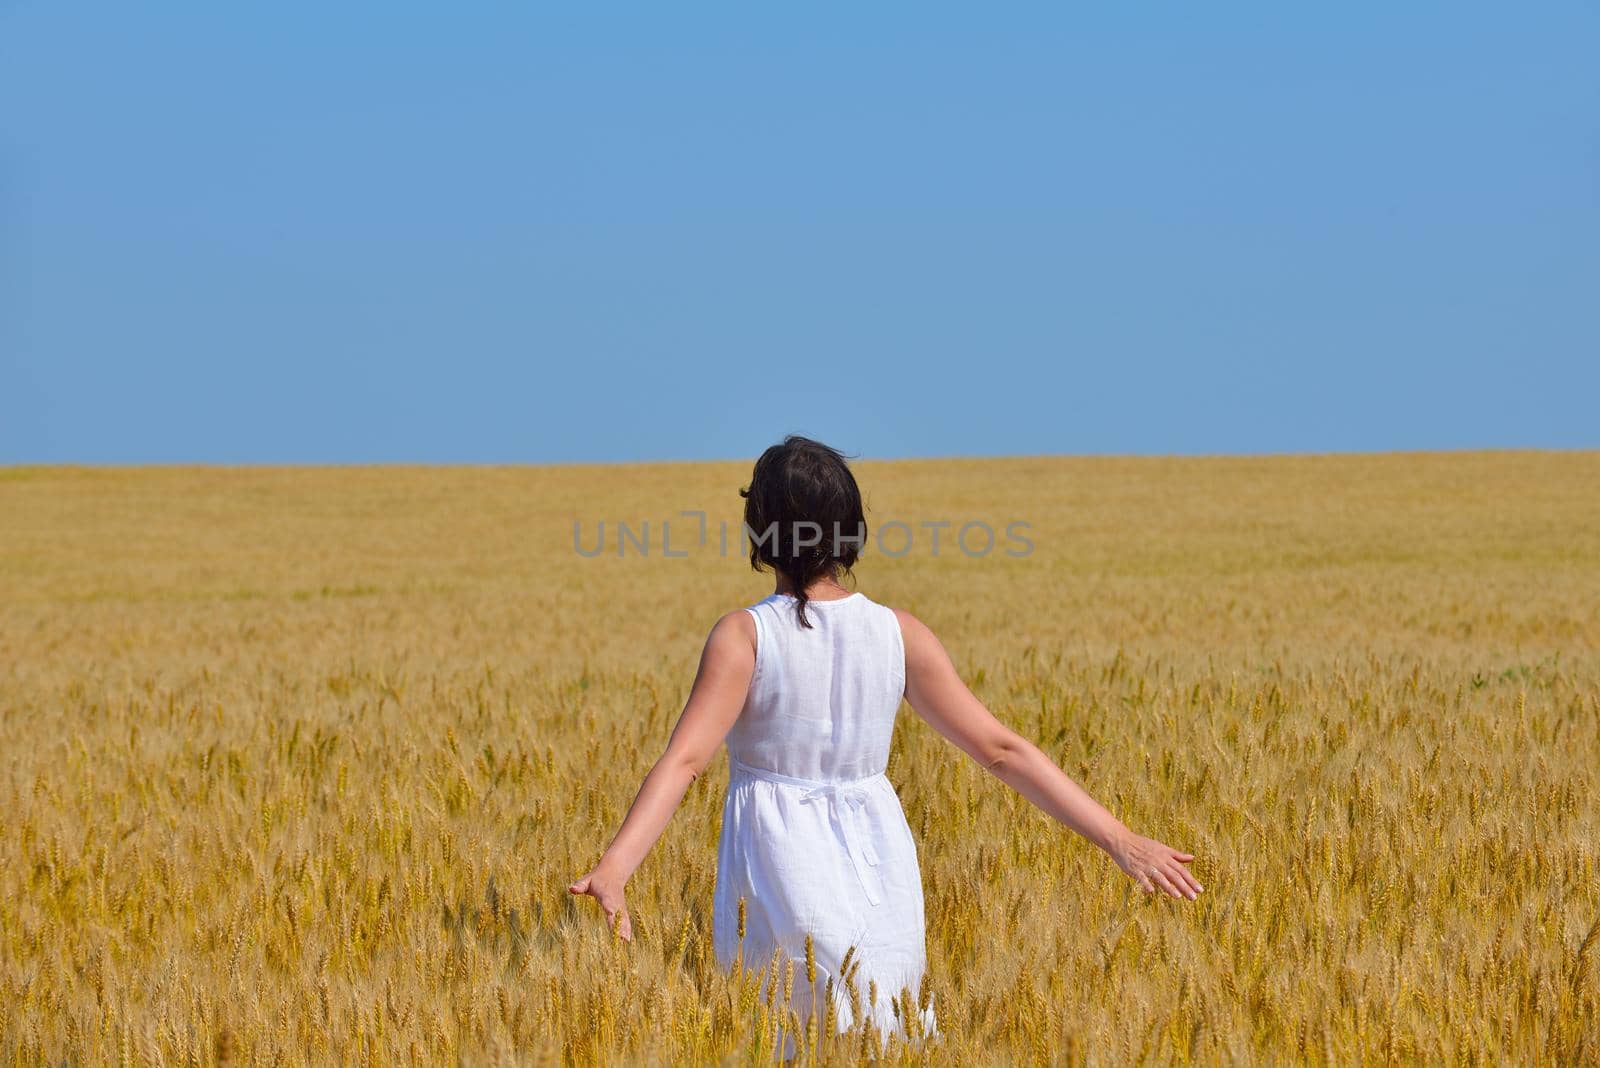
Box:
[2,451,1597,1065]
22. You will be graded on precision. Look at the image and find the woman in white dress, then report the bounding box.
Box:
[569,436,1202,1056]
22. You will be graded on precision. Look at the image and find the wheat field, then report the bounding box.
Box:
[2,452,1597,1065]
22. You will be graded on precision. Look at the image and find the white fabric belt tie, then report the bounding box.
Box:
[728,756,887,908]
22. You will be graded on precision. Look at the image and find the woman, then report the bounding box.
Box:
[570,435,1200,1054]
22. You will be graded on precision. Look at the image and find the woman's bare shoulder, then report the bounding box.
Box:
[886,604,937,652]
[711,606,756,631]
[708,606,757,653]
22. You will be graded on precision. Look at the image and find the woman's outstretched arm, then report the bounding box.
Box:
[568,609,756,940]
[892,607,1203,901]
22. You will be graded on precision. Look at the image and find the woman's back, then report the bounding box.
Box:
[723,591,906,783]
[713,588,938,1055]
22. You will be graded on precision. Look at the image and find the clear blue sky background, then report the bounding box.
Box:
[3,3,1596,464]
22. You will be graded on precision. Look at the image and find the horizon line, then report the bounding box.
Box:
[2,444,1595,472]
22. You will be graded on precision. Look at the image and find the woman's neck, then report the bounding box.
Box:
[773,570,852,601]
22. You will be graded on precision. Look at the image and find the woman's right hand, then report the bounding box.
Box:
[568,865,633,941]
[1110,832,1203,900]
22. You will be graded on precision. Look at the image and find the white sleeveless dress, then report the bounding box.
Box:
[711,590,939,1054]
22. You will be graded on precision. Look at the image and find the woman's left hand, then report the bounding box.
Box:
[568,865,633,941]
[1110,832,1203,901]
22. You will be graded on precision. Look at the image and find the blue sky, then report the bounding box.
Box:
[2,4,1596,463]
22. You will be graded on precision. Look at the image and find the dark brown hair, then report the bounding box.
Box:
[739,435,867,628]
